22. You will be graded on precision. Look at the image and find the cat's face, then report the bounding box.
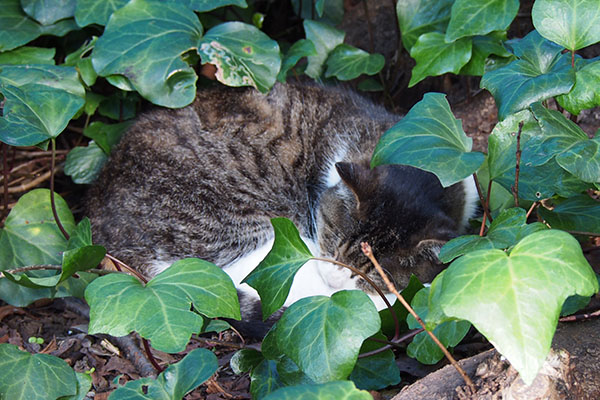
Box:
[317,162,462,292]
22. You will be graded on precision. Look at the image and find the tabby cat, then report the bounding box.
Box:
[86,83,477,326]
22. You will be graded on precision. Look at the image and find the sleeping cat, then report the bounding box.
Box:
[85,83,477,325]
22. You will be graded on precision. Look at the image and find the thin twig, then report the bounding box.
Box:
[0,265,61,278]
[0,264,113,278]
[50,139,70,240]
[194,336,245,349]
[142,338,164,373]
[105,254,148,284]
[361,242,475,390]
[566,230,600,237]
[479,179,494,236]
[206,377,233,399]
[526,201,538,220]
[6,168,59,194]
[559,308,600,323]
[511,122,524,208]
[472,172,493,225]
[11,149,69,160]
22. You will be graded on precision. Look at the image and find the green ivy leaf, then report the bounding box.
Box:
[82,121,131,155]
[0,0,78,51]
[250,359,284,399]
[408,32,472,87]
[64,142,108,184]
[481,30,575,120]
[446,0,518,42]
[440,230,599,384]
[277,39,316,82]
[86,258,240,353]
[0,64,85,146]
[538,195,600,234]
[98,91,139,120]
[74,0,128,26]
[396,0,453,51]
[61,245,105,282]
[325,44,384,80]
[561,294,591,317]
[488,109,588,200]
[275,291,380,382]
[406,287,470,364]
[65,372,92,400]
[303,20,344,79]
[198,21,280,93]
[242,218,313,320]
[440,208,548,262]
[556,138,600,183]
[0,83,84,146]
[371,92,485,187]
[63,37,98,86]
[529,102,589,166]
[92,0,202,107]
[0,189,75,270]
[83,92,105,116]
[407,319,470,364]
[21,0,76,25]
[459,34,513,76]
[0,344,78,400]
[0,190,98,290]
[557,58,600,115]
[108,348,217,400]
[0,46,55,64]
[532,0,600,51]
[1,62,84,93]
[183,0,248,12]
[231,348,264,374]
[263,381,372,400]
[348,333,401,390]
[66,217,93,249]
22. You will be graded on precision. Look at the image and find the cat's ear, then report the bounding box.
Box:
[335,162,371,202]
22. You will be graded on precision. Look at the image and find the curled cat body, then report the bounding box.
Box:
[86,83,478,331]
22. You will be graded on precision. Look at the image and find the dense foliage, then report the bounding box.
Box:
[1,0,599,398]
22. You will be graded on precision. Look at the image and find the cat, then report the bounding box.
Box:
[85,83,478,329]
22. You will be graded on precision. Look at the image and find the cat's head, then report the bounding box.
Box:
[317,161,468,293]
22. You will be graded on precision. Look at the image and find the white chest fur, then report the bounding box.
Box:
[222,237,395,310]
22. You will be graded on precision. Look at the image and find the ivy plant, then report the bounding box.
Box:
[1,0,600,398]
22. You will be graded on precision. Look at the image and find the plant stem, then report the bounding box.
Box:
[142,338,164,373]
[478,179,494,236]
[571,49,575,68]
[2,143,8,222]
[50,139,70,240]
[0,264,113,278]
[361,242,475,390]
[2,265,61,275]
[105,253,148,284]
[566,230,600,237]
[511,122,524,208]
[526,201,538,219]
[312,256,400,340]
[472,172,493,223]
[559,308,600,323]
